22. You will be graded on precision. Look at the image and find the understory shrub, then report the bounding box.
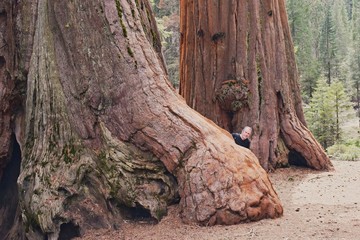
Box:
[327,142,360,161]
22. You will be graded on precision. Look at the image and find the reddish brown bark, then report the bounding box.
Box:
[0,0,282,239]
[0,3,25,238]
[0,1,14,182]
[180,0,333,171]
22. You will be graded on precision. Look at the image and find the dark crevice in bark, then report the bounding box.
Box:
[268,139,275,168]
[0,135,21,237]
[288,149,308,167]
[0,56,5,68]
[118,203,155,221]
[165,172,180,204]
[227,111,235,133]
[58,222,81,240]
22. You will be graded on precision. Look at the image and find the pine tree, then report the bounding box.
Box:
[332,0,352,83]
[346,0,354,20]
[350,0,360,116]
[286,0,321,102]
[305,78,336,148]
[306,78,351,147]
[329,80,352,140]
[319,2,338,85]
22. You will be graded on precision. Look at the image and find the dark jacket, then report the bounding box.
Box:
[231,133,251,149]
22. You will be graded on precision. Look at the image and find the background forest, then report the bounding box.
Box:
[150,0,360,160]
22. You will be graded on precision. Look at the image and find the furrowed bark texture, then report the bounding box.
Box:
[0,2,26,239]
[179,0,333,171]
[1,0,282,239]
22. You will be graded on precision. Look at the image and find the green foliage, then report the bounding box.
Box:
[288,0,359,158]
[331,0,352,83]
[150,0,180,88]
[319,4,338,85]
[350,0,360,114]
[155,17,173,44]
[305,77,336,148]
[345,139,360,147]
[287,0,352,101]
[327,142,360,161]
[329,80,353,139]
[150,0,179,18]
[305,78,351,148]
[286,0,322,102]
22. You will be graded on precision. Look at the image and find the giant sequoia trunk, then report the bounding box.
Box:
[179,0,334,171]
[0,0,283,239]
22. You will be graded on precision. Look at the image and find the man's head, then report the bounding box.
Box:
[241,126,252,139]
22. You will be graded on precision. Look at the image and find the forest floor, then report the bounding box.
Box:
[78,159,360,240]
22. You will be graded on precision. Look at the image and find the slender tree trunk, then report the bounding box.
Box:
[180,0,333,171]
[0,0,282,238]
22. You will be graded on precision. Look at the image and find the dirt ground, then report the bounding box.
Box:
[78,160,360,240]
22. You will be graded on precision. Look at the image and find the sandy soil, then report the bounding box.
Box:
[78,160,360,240]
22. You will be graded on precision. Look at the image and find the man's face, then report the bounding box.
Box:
[242,128,251,139]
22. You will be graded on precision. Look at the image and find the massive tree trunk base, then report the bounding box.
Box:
[278,94,334,171]
[179,0,333,173]
[0,0,285,239]
[8,116,283,239]
[173,120,284,226]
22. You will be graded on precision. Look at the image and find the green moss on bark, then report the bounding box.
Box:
[115,0,128,37]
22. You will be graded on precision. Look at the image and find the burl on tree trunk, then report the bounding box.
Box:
[0,0,282,239]
[179,0,333,171]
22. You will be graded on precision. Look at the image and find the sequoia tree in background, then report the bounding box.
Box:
[0,0,283,239]
[180,0,334,171]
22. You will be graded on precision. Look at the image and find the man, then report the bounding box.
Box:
[231,126,252,149]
